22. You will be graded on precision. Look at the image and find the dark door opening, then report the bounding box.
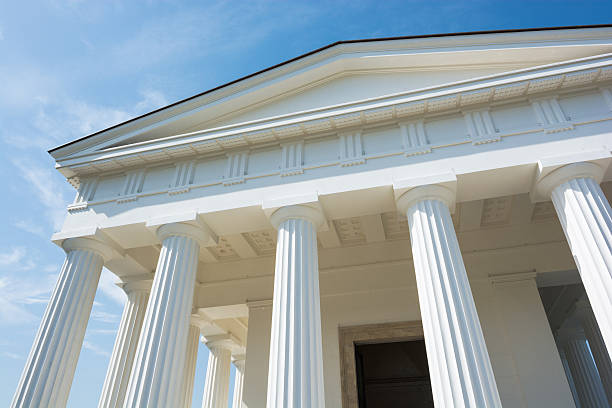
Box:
[355,340,433,408]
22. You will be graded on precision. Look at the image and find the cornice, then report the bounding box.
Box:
[57,55,612,183]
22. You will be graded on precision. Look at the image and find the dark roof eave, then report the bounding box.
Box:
[48,24,612,155]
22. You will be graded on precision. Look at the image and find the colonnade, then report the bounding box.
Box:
[10,161,612,407]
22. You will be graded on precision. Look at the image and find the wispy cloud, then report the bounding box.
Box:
[11,159,71,231]
[14,219,48,239]
[82,340,111,358]
[0,247,36,271]
[99,268,127,306]
[0,271,57,324]
[91,310,121,324]
[2,90,169,158]
[108,1,317,74]
[90,328,119,335]
[2,351,22,360]
[0,247,26,265]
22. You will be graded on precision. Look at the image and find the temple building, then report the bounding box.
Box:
[11,25,612,407]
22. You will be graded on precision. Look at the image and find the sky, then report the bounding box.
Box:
[0,0,611,406]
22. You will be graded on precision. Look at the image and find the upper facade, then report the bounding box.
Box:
[49,26,612,281]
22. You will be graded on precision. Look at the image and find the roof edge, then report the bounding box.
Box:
[49,24,612,154]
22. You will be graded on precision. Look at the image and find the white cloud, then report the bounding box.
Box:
[90,310,121,324]
[3,87,168,152]
[42,264,58,273]
[14,219,48,239]
[109,1,317,73]
[0,247,26,265]
[90,328,118,335]
[11,159,70,231]
[99,268,127,306]
[0,247,36,271]
[134,89,168,114]
[2,351,21,360]
[0,271,57,324]
[82,340,111,358]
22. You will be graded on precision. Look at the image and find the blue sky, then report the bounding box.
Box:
[0,1,611,406]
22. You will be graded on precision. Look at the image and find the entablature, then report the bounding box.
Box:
[60,81,612,227]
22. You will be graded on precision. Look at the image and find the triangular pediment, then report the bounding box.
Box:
[102,66,535,151]
[194,66,539,131]
[49,26,612,178]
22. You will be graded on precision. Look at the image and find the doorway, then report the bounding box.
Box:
[354,340,433,408]
[339,321,429,407]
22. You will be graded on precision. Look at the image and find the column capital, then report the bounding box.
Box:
[62,237,117,262]
[232,354,246,368]
[395,184,456,214]
[146,213,218,247]
[558,327,587,343]
[572,298,594,317]
[119,278,153,294]
[203,333,244,354]
[156,221,216,247]
[269,204,326,230]
[533,161,606,201]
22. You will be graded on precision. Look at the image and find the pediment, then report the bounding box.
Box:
[101,66,534,151]
[195,66,536,130]
[49,27,612,179]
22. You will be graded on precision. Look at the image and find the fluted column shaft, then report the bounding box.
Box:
[559,348,583,408]
[541,163,612,358]
[231,357,246,408]
[98,281,150,408]
[398,185,502,408]
[12,238,110,408]
[575,300,612,405]
[560,331,609,408]
[124,222,205,407]
[179,324,200,408]
[266,205,325,408]
[201,343,231,408]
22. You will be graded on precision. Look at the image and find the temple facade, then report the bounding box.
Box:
[11,26,612,407]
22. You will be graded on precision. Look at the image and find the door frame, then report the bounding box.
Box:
[338,321,424,408]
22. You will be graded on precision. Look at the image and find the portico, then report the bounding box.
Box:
[11,26,612,407]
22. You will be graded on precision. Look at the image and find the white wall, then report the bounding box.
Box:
[243,305,273,408]
[240,257,576,407]
[492,278,575,408]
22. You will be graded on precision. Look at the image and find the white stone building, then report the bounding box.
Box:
[10,25,612,407]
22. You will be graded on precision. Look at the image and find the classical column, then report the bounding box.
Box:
[98,280,151,408]
[11,238,113,408]
[231,355,246,408]
[201,339,232,408]
[397,185,502,408]
[558,329,609,408]
[266,205,326,408]
[574,299,612,405]
[536,162,612,358]
[179,324,200,408]
[124,222,209,407]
